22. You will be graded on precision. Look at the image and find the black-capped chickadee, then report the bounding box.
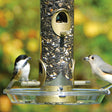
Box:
[7,55,31,89]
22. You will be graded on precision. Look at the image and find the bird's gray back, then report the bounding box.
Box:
[99,62,112,74]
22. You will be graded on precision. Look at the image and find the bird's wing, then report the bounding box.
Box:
[11,68,21,80]
[11,68,18,80]
[99,64,112,75]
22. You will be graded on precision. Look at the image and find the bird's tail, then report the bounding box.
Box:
[7,80,16,89]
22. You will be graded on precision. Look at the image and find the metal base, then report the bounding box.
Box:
[3,87,109,105]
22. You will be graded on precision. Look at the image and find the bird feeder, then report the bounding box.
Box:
[3,0,112,105]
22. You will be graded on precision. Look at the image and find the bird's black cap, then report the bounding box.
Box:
[14,55,28,65]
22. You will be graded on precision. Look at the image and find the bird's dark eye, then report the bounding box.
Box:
[91,56,94,60]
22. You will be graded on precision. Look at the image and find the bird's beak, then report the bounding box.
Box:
[83,56,89,61]
[27,57,32,61]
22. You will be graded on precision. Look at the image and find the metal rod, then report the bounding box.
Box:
[21,81,40,86]
[74,80,91,85]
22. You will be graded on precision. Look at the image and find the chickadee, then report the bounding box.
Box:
[84,55,112,84]
[7,55,31,89]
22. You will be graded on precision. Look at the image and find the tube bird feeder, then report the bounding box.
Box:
[3,0,112,105]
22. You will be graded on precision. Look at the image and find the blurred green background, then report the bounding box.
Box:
[0,0,112,112]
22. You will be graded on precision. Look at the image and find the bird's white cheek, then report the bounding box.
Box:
[16,60,26,69]
[90,63,97,74]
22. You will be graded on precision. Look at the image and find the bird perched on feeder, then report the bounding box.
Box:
[7,55,31,89]
[84,54,112,84]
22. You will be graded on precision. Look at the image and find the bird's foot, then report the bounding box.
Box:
[32,79,37,82]
[99,88,111,95]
